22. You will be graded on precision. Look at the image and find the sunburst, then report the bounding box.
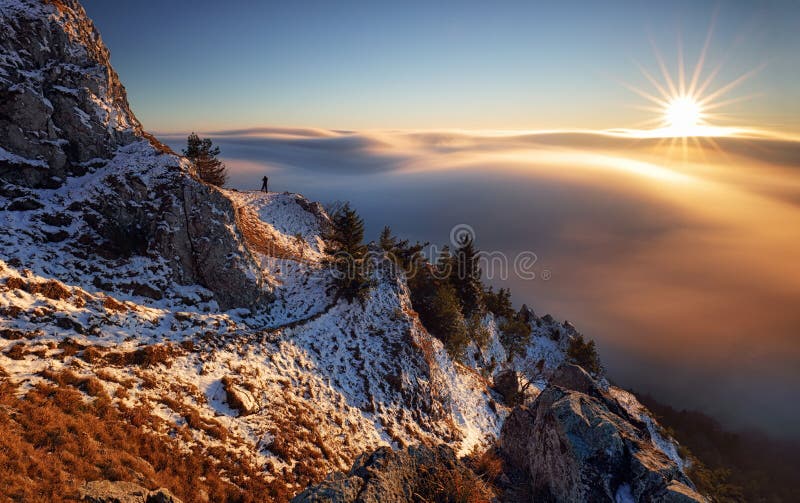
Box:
[623,13,763,157]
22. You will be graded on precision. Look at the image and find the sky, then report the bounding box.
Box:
[78,1,800,438]
[81,0,800,133]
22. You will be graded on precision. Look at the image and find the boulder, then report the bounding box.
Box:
[292,445,483,503]
[493,369,521,405]
[222,376,258,416]
[500,364,706,503]
[548,362,599,395]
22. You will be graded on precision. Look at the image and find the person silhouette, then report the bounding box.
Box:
[260,175,269,193]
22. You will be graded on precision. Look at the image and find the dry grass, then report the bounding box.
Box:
[412,448,497,503]
[4,343,27,360]
[235,206,301,260]
[464,443,504,483]
[105,344,182,369]
[262,388,354,488]
[141,131,177,156]
[158,396,229,442]
[0,372,290,502]
[102,296,127,312]
[4,276,72,301]
[4,277,24,290]
[26,279,72,300]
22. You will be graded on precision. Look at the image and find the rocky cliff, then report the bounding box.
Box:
[0,0,141,188]
[0,1,705,502]
[0,0,266,308]
[500,365,704,502]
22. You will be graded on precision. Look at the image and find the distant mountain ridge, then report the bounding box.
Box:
[0,1,705,501]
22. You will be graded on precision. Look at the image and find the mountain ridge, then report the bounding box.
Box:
[0,1,705,501]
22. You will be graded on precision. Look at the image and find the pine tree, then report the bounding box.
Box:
[409,263,468,359]
[380,225,427,276]
[183,133,228,187]
[500,316,532,360]
[436,245,454,280]
[325,203,371,302]
[431,281,469,358]
[485,287,514,320]
[566,334,601,375]
[328,203,366,257]
[451,235,484,318]
[379,226,397,252]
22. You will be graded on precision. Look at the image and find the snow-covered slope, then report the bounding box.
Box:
[0,183,512,492]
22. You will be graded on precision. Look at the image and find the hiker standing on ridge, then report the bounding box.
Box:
[261,175,269,193]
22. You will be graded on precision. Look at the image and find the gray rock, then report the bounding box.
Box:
[493,369,521,405]
[0,0,142,188]
[292,445,467,503]
[221,376,259,416]
[548,362,600,395]
[500,364,706,503]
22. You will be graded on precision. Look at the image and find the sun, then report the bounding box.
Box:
[664,96,703,134]
[623,14,762,143]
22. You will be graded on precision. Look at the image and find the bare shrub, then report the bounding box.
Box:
[4,343,26,360]
[106,344,181,369]
[4,277,24,290]
[26,279,71,300]
[102,296,127,312]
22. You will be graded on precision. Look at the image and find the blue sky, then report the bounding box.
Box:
[82,0,799,133]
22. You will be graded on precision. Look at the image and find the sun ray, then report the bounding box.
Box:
[649,36,679,99]
[702,93,759,111]
[635,62,673,103]
[621,81,670,108]
[702,136,730,161]
[688,9,717,96]
[633,105,668,114]
[677,33,686,96]
[693,61,724,100]
[689,135,707,163]
[698,64,764,106]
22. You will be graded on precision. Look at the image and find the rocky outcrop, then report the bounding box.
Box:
[221,375,258,416]
[500,364,705,503]
[0,0,142,188]
[292,445,491,503]
[0,0,267,309]
[493,369,521,405]
[80,480,182,503]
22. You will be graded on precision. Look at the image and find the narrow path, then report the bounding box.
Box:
[235,293,341,345]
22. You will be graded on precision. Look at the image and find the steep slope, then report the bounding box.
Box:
[0,1,704,501]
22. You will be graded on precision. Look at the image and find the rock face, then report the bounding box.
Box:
[493,369,521,405]
[80,480,183,503]
[0,0,266,309]
[292,445,476,503]
[500,364,705,503]
[0,0,142,188]
[221,375,259,416]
